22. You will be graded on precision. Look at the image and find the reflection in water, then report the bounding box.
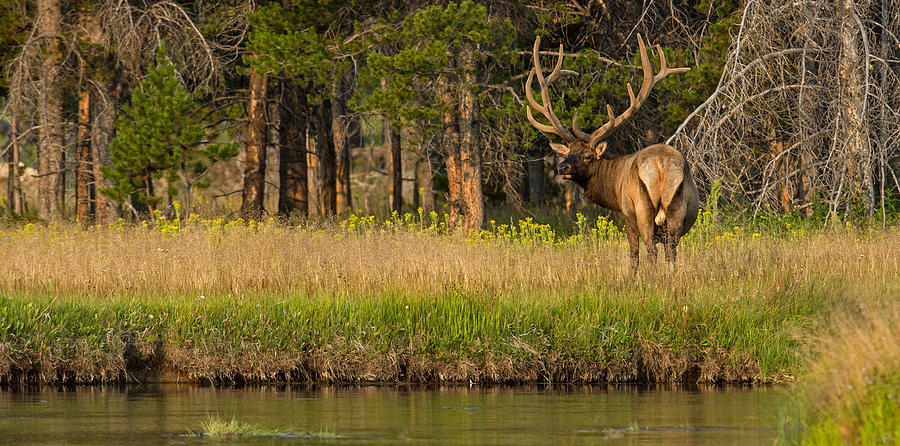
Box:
[0,384,786,445]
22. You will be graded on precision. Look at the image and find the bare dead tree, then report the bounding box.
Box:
[1,0,248,221]
[669,0,900,222]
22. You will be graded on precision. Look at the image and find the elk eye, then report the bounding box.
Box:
[583,154,592,161]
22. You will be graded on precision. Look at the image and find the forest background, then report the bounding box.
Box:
[1,0,897,229]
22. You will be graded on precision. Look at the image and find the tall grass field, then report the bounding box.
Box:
[0,211,897,387]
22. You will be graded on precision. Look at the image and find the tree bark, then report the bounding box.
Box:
[385,118,402,213]
[316,101,337,216]
[336,131,351,214]
[306,126,321,218]
[76,89,93,227]
[525,159,545,205]
[92,82,122,224]
[838,0,873,214]
[877,0,890,222]
[414,149,436,211]
[7,117,22,215]
[88,15,121,225]
[37,0,64,222]
[563,182,582,216]
[241,68,268,220]
[332,82,351,214]
[456,47,484,232]
[278,79,308,217]
[439,76,463,228]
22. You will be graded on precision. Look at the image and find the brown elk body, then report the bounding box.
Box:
[526,35,699,269]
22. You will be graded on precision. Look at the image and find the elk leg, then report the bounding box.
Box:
[625,223,640,272]
[664,206,686,264]
[664,234,677,263]
[643,237,658,265]
[634,209,658,265]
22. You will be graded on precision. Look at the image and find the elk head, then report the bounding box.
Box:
[525,34,689,179]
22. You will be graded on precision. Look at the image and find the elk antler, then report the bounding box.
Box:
[574,34,690,151]
[525,36,579,144]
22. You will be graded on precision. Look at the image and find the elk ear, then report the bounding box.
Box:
[593,141,608,158]
[549,142,570,155]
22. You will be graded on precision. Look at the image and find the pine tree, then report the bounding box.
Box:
[102,46,237,216]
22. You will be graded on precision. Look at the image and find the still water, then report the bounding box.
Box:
[0,384,786,445]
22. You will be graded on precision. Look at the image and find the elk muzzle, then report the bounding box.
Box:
[557,161,573,179]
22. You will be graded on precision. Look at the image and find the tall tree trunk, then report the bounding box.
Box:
[414,149,436,211]
[307,126,321,217]
[456,47,484,232]
[88,14,121,224]
[336,132,351,214]
[92,82,122,224]
[797,3,819,218]
[316,101,337,216]
[37,0,64,222]
[564,182,582,216]
[332,76,351,214]
[439,76,463,228]
[384,118,402,213]
[7,118,22,215]
[241,68,268,220]
[525,159,545,205]
[838,0,873,215]
[278,79,308,217]
[76,89,93,227]
[765,122,791,213]
[877,0,890,222]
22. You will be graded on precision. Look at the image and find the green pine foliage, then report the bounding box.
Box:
[656,0,743,134]
[247,1,359,103]
[0,0,29,92]
[353,1,516,128]
[102,46,237,210]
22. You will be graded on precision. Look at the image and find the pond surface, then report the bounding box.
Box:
[0,384,787,445]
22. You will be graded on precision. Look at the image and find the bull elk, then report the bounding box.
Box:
[526,35,699,269]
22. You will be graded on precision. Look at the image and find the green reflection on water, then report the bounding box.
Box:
[0,384,786,445]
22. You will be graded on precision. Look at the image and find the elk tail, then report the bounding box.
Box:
[654,208,666,226]
[639,156,684,227]
[659,162,685,225]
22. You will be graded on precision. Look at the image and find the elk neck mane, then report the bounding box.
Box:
[578,153,633,213]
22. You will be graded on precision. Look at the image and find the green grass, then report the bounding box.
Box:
[0,278,846,383]
[194,416,344,438]
[783,374,900,445]
[780,303,900,444]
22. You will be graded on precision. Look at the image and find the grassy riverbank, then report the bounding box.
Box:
[0,214,897,384]
[782,304,900,445]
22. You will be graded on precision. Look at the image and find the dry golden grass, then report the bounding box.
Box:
[786,302,900,443]
[0,222,897,299]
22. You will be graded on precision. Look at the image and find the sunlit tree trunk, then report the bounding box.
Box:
[456,47,484,232]
[88,13,121,224]
[92,79,122,224]
[241,67,268,220]
[384,118,402,213]
[838,0,873,215]
[412,141,436,211]
[439,76,463,229]
[6,117,22,215]
[332,82,351,214]
[877,0,890,222]
[306,126,321,218]
[37,0,64,221]
[76,89,94,227]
